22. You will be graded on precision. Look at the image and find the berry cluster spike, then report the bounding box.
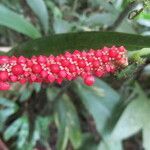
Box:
[0,46,128,90]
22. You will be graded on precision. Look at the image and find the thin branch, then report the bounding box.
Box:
[106,1,139,31]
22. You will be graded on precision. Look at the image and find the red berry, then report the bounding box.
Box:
[12,65,23,75]
[109,49,117,58]
[32,64,42,73]
[56,78,63,84]
[101,55,109,63]
[93,60,99,68]
[84,75,95,86]
[47,74,55,83]
[0,71,8,81]
[10,75,18,82]
[50,64,59,73]
[38,55,46,63]
[18,56,26,64]
[68,64,76,73]
[78,60,86,68]
[9,56,17,63]
[41,70,48,78]
[0,82,10,90]
[19,78,26,84]
[59,70,67,78]
[0,56,9,65]
[30,74,37,82]
[61,59,69,67]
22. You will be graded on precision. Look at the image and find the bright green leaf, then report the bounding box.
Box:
[20,88,32,102]
[17,116,29,148]
[98,138,123,150]
[4,117,23,140]
[112,83,150,141]
[0,97,16,108]
[0,5,41,38]
[55,94,82,149]
[26,0,49,34]
[73,78,120,135]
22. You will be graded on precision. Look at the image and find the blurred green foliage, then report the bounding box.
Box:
[0,0,150,150]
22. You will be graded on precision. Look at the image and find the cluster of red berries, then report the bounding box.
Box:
[0,46,128,90]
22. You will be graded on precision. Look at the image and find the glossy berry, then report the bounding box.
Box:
[0,82,10,90]
[84,75,95,86]
[12,65,23,75]
[0,46,128,90]
[32,64,42,73]
[0,71,8,81]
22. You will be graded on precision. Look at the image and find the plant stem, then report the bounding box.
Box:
[107,1,138,31]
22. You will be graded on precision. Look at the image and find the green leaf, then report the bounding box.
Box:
[143,122,150,150]
[112,83,150,141]
[26,0,49,34]
[0,97,16,108]
[4,117,23,140]
[0,108,16,131]
[55,94,82,149]
[73,78,120,135]
[20,88,32,102]
[78,133,98,150]
[17,116,29,148]
[0,5,41,38]
[98,139,123,150]
[11,32,150,57]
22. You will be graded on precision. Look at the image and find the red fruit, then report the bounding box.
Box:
[61,59,69,67]
[109,49,117,58]
[66,74,73,81]
[32,64,42,73]
[93,60,99,68]
[0,71,8,81]
[95,70,104,77]
[9,56,17,63]
[18,56,26,64]
[27,60,33,67]
[95,50,102,57]
[0,82,10,90]
[0,56,9,65]
[101,55,109,63]
[56,78,63,84]
[12,65,23,75]
[50,64,59,73]
[68,64,76,72]
[78,60,86,68]
[19,78,26,84]
[10,75,18,82]
[84,75,95,86]
[38,55,46,63]
[59,70,67,78]
[47,74,55,83]
[41,70,48,78]
[30,74,37,82]
[119,46,125,52]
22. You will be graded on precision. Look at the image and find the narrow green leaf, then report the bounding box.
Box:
[73,78,120,135]
[17,116,29,148]
[112,83,150,141]
[26,0,49,34]
[56,94,82,149]
[0,97,16,108]
[0,5,41,38]
[143,122,150,150]
[11,32,150,57]
[98,139,123,150]
[0,108,16,131]
[4,117,23,140]
[20,88,32,102]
